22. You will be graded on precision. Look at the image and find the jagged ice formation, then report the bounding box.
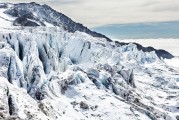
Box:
[0,2,179,120]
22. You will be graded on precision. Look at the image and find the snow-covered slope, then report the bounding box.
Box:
[0,2,179,120]
[0,2,174,59]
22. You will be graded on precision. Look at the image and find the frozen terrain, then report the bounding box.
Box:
[115,39,179,68]
[0,2,179,120]
[115,39,179,57]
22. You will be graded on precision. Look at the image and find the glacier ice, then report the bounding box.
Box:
[0,2,178,120]
[0,26,178,120]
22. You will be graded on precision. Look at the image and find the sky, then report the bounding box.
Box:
[1,0,179,28]
[92,21,179,39]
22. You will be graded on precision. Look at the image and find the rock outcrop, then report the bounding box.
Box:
[0,2,178,120]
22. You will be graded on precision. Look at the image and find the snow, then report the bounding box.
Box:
[64,82,150,120]
[0,8,15,27]
[0,3,179,120]
[0,26,178,119]
[44,21,54,27]
[0,77,51,120]
[164,57,179,68]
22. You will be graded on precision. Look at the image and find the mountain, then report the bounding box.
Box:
[0,2,174,59]
[0,2,111,41]
[0,2,179,120]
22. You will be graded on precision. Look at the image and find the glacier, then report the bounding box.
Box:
[0,2,179,120]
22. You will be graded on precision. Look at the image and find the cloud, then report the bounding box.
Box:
[0,0,78,4]
[42,0,79,4]
[141,0,179,12]
[1,0,179,27]
[46,0,179,27]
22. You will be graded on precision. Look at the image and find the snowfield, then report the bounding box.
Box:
[0,26,178,120]
[164,57,179,68]
[0,2,179,120]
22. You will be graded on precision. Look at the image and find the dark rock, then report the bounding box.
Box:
[115,41,174,59]
[8,95,17,115]
[71,101,78,108]
[0,3,8,8]
[61,82,68,94]
[135,42,174,59]
[80,101,89,110]
[90,105,98,111]
[35,89,45,100]
[3,2,112,41]
[3,2,174,59]
[13,17,40,26]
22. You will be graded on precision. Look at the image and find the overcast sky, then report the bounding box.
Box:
[1,0,179,27]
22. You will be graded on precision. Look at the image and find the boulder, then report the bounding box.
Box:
[80,101,89,110]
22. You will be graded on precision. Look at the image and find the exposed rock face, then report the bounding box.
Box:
[3,2,112,41]
[13,17,40,26]
[0,2,178,120]
[80,101,89,110]
[115,41,174,59]
[1,2,174,59]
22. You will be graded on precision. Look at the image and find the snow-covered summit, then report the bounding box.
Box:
[0,2,174,59]
[0,2,111,41]
[0,2,179,120]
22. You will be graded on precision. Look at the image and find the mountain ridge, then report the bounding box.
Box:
[0,2,112,41]
[0,2,174,59]
[0,2,178,120]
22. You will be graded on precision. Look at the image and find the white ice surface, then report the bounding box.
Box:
[164,57,179,68]
[0,8,15,27]
[0,6,179,119]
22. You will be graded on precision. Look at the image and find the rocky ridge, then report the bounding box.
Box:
[0,2,178,120]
